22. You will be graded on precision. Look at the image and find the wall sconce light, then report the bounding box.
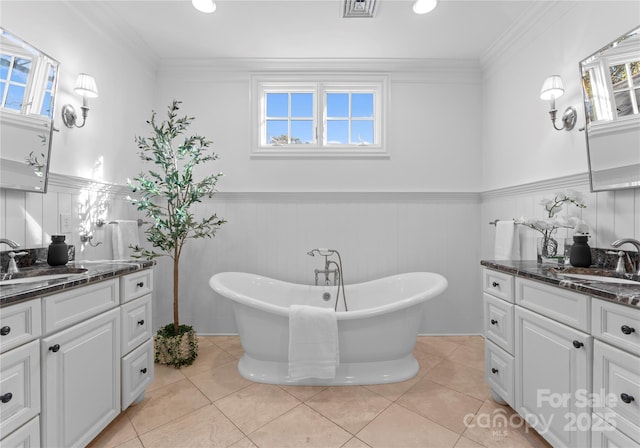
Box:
[192,0,216,13]
[62,73,99,128]
[539,75,577,131]
[413,0,438,14]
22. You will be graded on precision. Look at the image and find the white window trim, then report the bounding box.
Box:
[251,73,389,159]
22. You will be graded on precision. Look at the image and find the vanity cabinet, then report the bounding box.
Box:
[0,266,154,447]
[483,267,640,448]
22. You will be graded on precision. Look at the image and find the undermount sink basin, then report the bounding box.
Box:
[0,267,88,286]
[552,267,640,285]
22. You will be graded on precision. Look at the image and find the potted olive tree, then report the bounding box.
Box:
[129,100,225,367]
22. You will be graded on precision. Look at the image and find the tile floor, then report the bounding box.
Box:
[89,335,551,448]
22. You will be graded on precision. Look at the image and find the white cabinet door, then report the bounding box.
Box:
[41,308,120,448]
[515,306,592,448]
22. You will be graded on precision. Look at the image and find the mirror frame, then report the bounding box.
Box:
[579,26,640,192]
[0,27,59,193]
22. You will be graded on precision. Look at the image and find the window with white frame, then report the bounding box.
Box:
[252,75,387,157]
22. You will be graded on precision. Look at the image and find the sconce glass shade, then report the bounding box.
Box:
[74,73,98,98]
[192,0,216,13]
[413,0,437,14]
[540,75,564,100]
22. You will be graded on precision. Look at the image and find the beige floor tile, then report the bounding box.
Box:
[88,413,137,448]
[429,336,471,345]
[427,359,491,401]
[357,403,460,448]
[342,437,373,448]
[415,337,461,358]
[454,436,485,448]
[215,383,301,433]
[179,344,237,378]
[413,348,445,377]
[463,335,485,350]
[249,404,352,448]
[280,384,327,401]
[229,437,258,447]
[126,378,210,435]
[462,400,549,448]
[190,360,253,402]
[197,335,220,348]
[396,377,483,434]
[139,403,245,448]
[448,344,485,371]
[305,386,392,434]
[146,362,186,392]
[213,335,245,358]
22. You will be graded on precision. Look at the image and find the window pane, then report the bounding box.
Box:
[291,93,312,117]
[46,65,55,90]
[291,120,313,144]
[266,93,288,117]
[351,120,373,145]
[0,81,5,103]
[327,93,348,117]
[327,120,348,144]
[266,120,288,144]
[614,91,633,116]
[635,88,640,113]
[0,55,10,80]
[10,57,31,84]
[41,91,52,117]
[5,84,25,110]
[352,93,373,118]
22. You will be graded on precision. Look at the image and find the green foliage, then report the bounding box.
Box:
[128,100,226,337]
[128,100,226,262]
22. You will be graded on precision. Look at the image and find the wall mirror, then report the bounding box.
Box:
[0,27,59,193]
[580,26,640,192]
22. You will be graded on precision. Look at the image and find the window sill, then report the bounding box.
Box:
[250,148,390,159]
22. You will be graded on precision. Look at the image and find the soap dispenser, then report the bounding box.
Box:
[47,235,69,266]
[570,222,591,268]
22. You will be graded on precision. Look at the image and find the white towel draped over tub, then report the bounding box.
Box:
[111,220,140,260]
[288,304,339,380]
[494,220,520,260]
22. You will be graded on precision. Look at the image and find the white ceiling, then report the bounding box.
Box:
[73,0,538,61]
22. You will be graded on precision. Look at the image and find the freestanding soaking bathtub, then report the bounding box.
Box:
[209,272,448,385]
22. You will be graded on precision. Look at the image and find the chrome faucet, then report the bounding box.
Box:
[611,238,640,275]
[0,238,20,249]
[307,248,348,311]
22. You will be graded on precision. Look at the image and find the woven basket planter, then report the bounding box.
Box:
[154,324,199,368]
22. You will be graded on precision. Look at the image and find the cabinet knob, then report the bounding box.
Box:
[136,281,144,288]
[0,392,13,403]
[49,344,60,353]
[491,282,500,288]
[620,393,635,404]
[491,368,499,374]
[621,325,636,335]
[572,340,584,349]
[140,368,147,374]
[490,319,498,325]
[0,326,10,336]
[137,319,145,326]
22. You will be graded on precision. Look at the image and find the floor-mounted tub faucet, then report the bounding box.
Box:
[611,238,640,275]
[307,248,348,311]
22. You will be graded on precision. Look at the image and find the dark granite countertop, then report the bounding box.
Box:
[481,260,640,309]
[0,260,154,307]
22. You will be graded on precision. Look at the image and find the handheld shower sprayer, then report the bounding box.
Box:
[306,248,348,311]
[307,248,335,257]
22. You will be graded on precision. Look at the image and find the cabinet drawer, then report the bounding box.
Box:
[122,339,154,410]
[0,415,40,448]
[43,278,118,334]
[0,299,41,354]
[0,340,40,439]
[485,339,514,408]
[120,270,153,304]
[483,269,514,303]
[515,277,590,332]
[121,294,152,355]
[593,340,640,443]
[592,298,640,357]
[591,413,640,448]
[484,293,514,354]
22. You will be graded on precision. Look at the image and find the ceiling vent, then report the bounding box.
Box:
[343,0,376,18]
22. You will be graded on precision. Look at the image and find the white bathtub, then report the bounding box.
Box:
[209,272,448,385]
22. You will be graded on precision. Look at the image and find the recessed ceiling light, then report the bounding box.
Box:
[192,0,216,13]
[413,0,438,15]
